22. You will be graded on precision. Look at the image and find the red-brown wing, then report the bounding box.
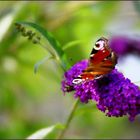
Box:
[82,51,117,80]
[72,37,117,84]
[89,48,111,66]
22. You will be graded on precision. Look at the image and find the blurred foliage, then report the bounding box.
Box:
[0,1,140,139]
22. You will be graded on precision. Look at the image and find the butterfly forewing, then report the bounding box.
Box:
[72,37,117,85]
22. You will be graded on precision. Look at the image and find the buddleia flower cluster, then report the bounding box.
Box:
[61,36,140,121]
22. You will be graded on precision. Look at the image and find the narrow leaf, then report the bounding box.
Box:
[15,21,71,70]
[34,56,53,74]
[62,40,83,51]
[27,125,55,139]
[27,123,64,139]
[0,1,27,42]
[15,21,64,57]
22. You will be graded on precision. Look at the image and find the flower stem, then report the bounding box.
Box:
[38,42,67,72]
[57,99,79,139]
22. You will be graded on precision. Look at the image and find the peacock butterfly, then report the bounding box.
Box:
[72,37,118,84]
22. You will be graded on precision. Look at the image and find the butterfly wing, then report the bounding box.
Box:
[82,37,113,75]
[72,37,117,84]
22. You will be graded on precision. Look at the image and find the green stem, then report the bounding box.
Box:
[57,99,79,139]
[38,42,66,72]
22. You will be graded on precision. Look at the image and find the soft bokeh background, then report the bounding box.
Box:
[1,1,140,139]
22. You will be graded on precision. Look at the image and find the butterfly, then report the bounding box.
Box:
[72,37,118,85]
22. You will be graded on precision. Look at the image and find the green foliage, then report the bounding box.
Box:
[27,123,64,139]
[34,56,53,74]
[15,21,71,70]
[16,22,64,56]
[0,1,140,139]
[133,1,140,15]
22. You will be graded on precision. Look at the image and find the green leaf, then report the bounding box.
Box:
[34,56,53,74]
[15,21,71,70]
[26,123,64,139]
[62,40,84,51]
[0,1,27,42]
[15,21,63,57]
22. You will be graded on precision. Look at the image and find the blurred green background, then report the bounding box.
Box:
[0,1,140,139]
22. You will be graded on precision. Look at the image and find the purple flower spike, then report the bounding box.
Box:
[61,60,140,121]
[109,36,129,55]
[109,36,140,56]
[95,69,140,121]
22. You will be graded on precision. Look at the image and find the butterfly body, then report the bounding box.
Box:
[72,37,117,84]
